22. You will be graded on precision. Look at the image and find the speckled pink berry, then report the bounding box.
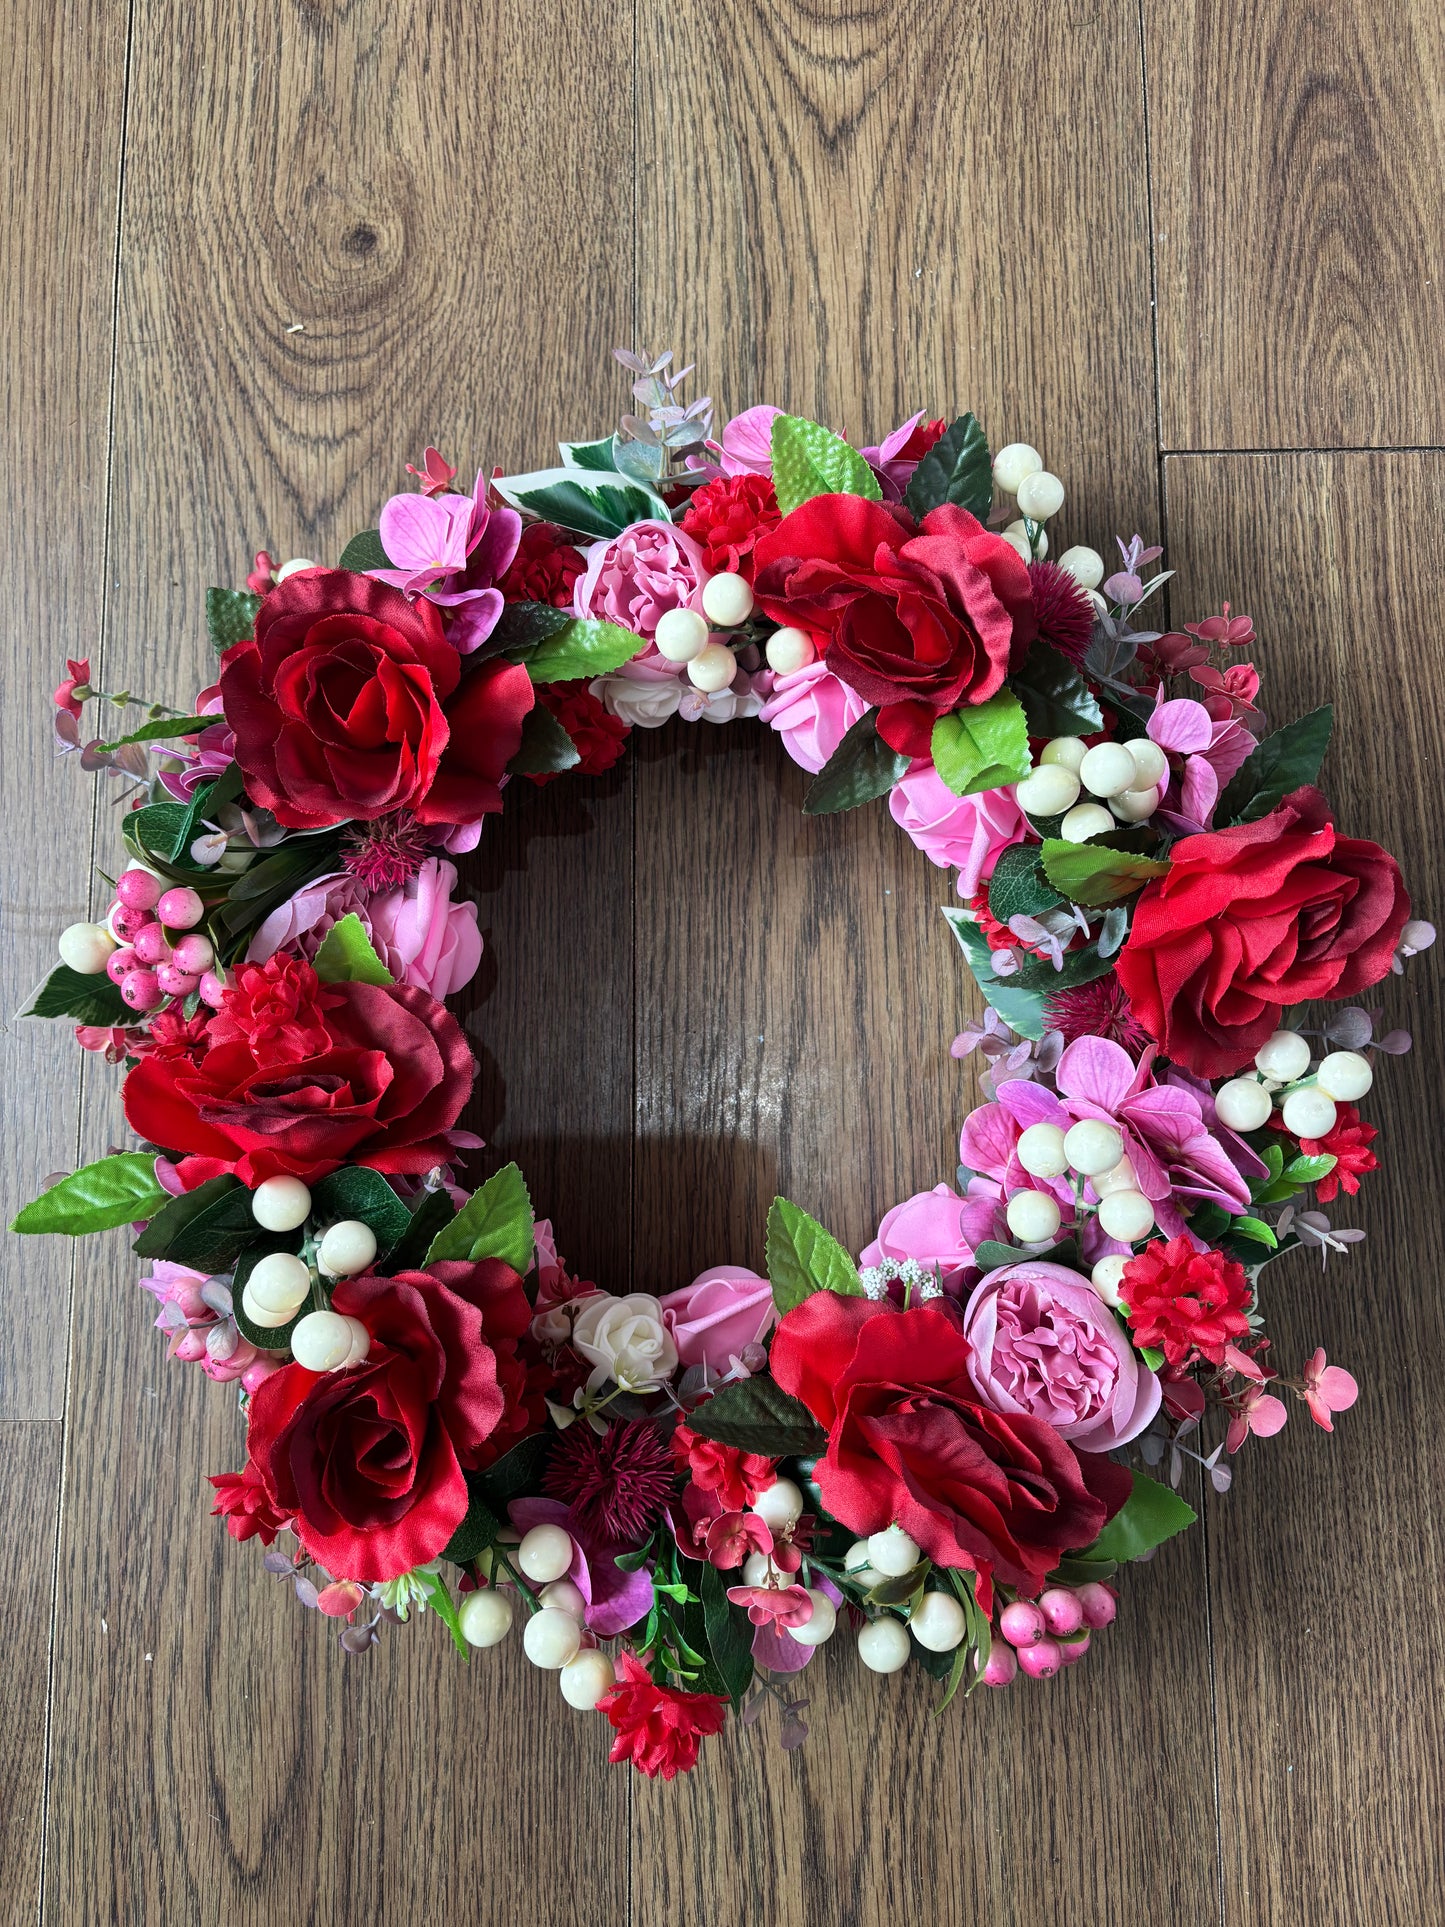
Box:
[1076,1583,1117,1630]
[115,869,161,912]
[199,971,228,1009]
[1039,1587,1085,1637]
[1000,1600,1046,1648]
[1058,1633,1091,1666]
[155,964,200,998]
[981,1643,1018,1688]
[120,968,164,1012]
[1017,1637,1062,1680]
[171,932,214,974]
[110,902,150,943]
[131,922,171,966]
[157,886,204,929]
[106,945,138,985]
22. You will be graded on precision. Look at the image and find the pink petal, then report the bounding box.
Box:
[1056,1035,1137,1112]
[1249,1393,1289,1438]
[1148,696,1214,754]
[1318,1365,1359,1413]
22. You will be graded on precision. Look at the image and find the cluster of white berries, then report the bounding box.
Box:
[846,1526,965,1673]
[991,444,1104,596]
[1009,1117,1156,1248]
[653,569,818,689]
[1212,1029,1372,1142]
[240,1175,379,1372]
[857,1256,943,1301]
[1015,734,1169,837]
[455,1524,617,1711]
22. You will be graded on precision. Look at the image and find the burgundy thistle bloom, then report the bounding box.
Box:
[544,1420,677,1544]
[343,811,433,891]
[1045,974,1150,1052]
[1026,560,1094,666]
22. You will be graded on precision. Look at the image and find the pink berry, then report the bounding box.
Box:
[1017,1637,1062,1680]
[171,931,214,974]
[106,945,138,985]
[1000,1600,1046,1648]
[121,968,164,1012]
[155,964,200,998]
[199,970,228,1009]
[131,922,171,966]
[110,901,150,943]
[981,1643,1018,1688]
[241,1354,283,1394]
[157,886,204,930]
[1058,1633,1091,1666]
[1039,1587,1085,1637]
[116,869,161,911]
[1077,1583,1117,1630]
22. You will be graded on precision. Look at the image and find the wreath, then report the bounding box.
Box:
[16,350,1433,1780]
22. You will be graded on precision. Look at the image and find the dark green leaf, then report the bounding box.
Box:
[210,838,344,943]
[21,962,128,1026]
[520,618,646,684]
[442,1477,505,1564]
[309,1168,412,1258]
[903,412,992,520]
[803,708,911,816]
[493,600,573,649]
[558,435,618,471]
[865,1564,929,1609]
[930,688,1031,797]
[771,415,882,515]
[424,1162,534,1271]
[1010,643,1104,737]
[687,1378,827,1458]
[765,1196,863,1313]
[336,529,392,573]
[311,912,394,986]
[493,468,670,539]
[987,845,1064,925]
[971,1240,1031,1271]
[381,1188,458,1274]
[1040,838,1171,908]
[1215,706,1333,825]
[508,703,581,776]
[1088,1470,1197,1564]
[941,908,1048,1040]
[700,1563,755,1705]
[125,801,222,880]
[474,1433,551,1511]
[131,1174,260,1272]
[1010,944,1117,993]
[12,1153,168,1236]
[206,587,263,651]
[169,760,245,864]
[96,713,212,753]
[1048,1552,1119,1585]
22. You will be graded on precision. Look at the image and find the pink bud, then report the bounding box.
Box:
[981,1642,1018,1688]
[132,922,171,966]
[172,932,214,974]
[172,1330,208,1362]
[1076,1582,1117,1630]
[116,869,161,912]
[1038,1587,1085,1637]
[155,964,200,998]
[241,1353,283,1394]
[1017,1637,1062,1680]
[1000,1600,1046,1648]
[199,970,228,1009]
[1058,1632,1091,1666]
[157,886,204,930]
[121,968,164,1012]
[110,902,150,943]
[106,945,138,985]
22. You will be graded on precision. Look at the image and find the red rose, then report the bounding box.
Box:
[770,1293,1128,1607]
[598,1650,727,1779]
[499,521,586,608]
[528,679,630,785]
[679,472,782,581]
[752,495,1036,756]
[123,954,474,1187]
[244,1259,532,1581]
[218,567,533,831]
[1116,785,1410,1077]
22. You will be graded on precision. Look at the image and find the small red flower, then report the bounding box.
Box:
[703,1509,772,1571]
[598,1650,727,1780]
[499,521,586,607]
[1298,1101,1378,1204]
[405,446,458,498]
[529,680,630,785]
[208,1461,291,1545]
[53,657,91,720]
[725,1581,813,1627]
[671,1421,776,1512]
[1122,1236,1252,1369]
[680,472,782,581]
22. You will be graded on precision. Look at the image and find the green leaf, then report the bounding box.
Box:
[493,599,573,649]
[1284,1152,1337,1185]
[492,468,670,539]
[1140,1345,1166,1371]
[1009,944,1117,994]
[770,415,883,515]
[803,708,911,816]
[206,586,263,651]
[971,1239,1031,1272]
[309,1168,412,1258]
[1215,705,1333,825]
[169,759,245,865]
[1228,1215,1278,1249]
[558,435,618,471]
[865,1564,929,1609]
[382,1188,458,1274]
[987,844,1063,926]
[700,1563,755,1706]
[311,913,394,986]
[1010,643,1104,737]
[422,1571,471,1659]
[687,1378,827,1458]
[941,907,1047,1040]
[424,1162,534,1271]
[96,713,212,753]
[518,617,647,684]
[125,801,219,879]
[1088,1470,1197,1564]
[131,1173,260,1272]
[930,688,1031,797]
[765,1196,864,1313]
[1040,838,1171,908]
[903,412,992,520]
[21,962,128,1027]
[442,1478,505,1565]
[12,1153,169,1236]
[336,529,392,573]
[474,1433,550,1511]
[508,702,580,776]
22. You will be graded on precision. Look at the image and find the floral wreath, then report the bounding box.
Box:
[18,351,1433,1781]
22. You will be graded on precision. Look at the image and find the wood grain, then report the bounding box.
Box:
[1146,0,1445,450]
[0,1424,62,1927]
[1164,453,1445,1926]
[44,2,636,1920]
[0,0,131,1419]
[631,5,1216,1923]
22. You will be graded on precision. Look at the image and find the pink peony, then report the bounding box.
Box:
[657,1266,776,1374]
[889,763,1029,898]
[245,860,481,1000]
[758,660,869,774]
[573,519,709,642]
[860,1183,975,1292]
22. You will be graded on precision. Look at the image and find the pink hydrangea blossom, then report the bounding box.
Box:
[657,1266,776,1375]
[369,471,522,653]
[139,1261,281,1388]
[758,660,869,773]
[716,405,783,476]
[573,518,709,642]
[1300,1348,1359,1432]
[889,763,1029,898]
[1146,694,1255,833]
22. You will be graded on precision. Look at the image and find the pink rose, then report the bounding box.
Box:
[573,518,709,642]
[889,764,1029,899]
[758,661,870,774]
[860,1184,975,1292]
[657,1266,776,1373]
[367,858,482,1000]
[962,1260,1160,1450]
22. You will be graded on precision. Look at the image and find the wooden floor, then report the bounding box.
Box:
[3,2,1442,1922]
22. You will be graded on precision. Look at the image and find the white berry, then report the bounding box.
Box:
[741,1551,772,1588]
[291,1309,368,1371]
[687,642,738,692]
[517,1524,574,1584]
[751,1477,804,1531]
[867,1524,922,1577]
[700,571,755,628]
[1316,1050,1373,1102]
[992,443,1043,495]
[1063,1118,1124,1175]
[1005,517,1047,557]
[317,1218,378,1278]
[1058,545,1105,590]
[909,1590,967,1653]
[1254,1030,1312,1082]
[857,1616,912,1674]
[786,1589,838,1647]
[653,607,710,663]
[273,557,316,582]
[242,1251,311,1320]
[1015,470,1065,521]
[1059,802,1116,843]
[458,1588,514,1648]
[1109,785,1160,822]
[58,921,117,975]
[1126,738,1169,789]
[1281,1086,1338,1140]
[1006,1189,1063,1244]
[1079,742,1138,798]
[1016,1122,1069,1178]
[1096,1189,1155,1243]
[560,1648,615,1709]
[1040,736,1088,774]
[765,625,815,673]
[844,1540,881,1587]
[522,1606,582,1670]
[1093,1154,1140,1197]
[1015,764,1081,816]
[250,1175,312,1234]
[1090,1254,1129,1308]
[538,1579,587,1619]
[1215,1078,1274,1132]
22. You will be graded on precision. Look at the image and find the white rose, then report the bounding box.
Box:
[678,677,765,725]
[589,672,682,729]
[570,1292,679,1393]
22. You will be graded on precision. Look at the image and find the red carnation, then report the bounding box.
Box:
[752,496,1036,757]
[597,1650,727,1780]
[123,955,474,1187]
[769,1293,1128,1608]
[1116,785,1411,1077]
[244,1259,533,1581]
[528,679,630,785]
[1121,1236,1252,1369]
[218,567,533,832]
[209,1460,291,1545]
[680,472,782,581]
[671,1421,776,1512]
[1299,1101,1378,1204]
[499,522,586,608]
